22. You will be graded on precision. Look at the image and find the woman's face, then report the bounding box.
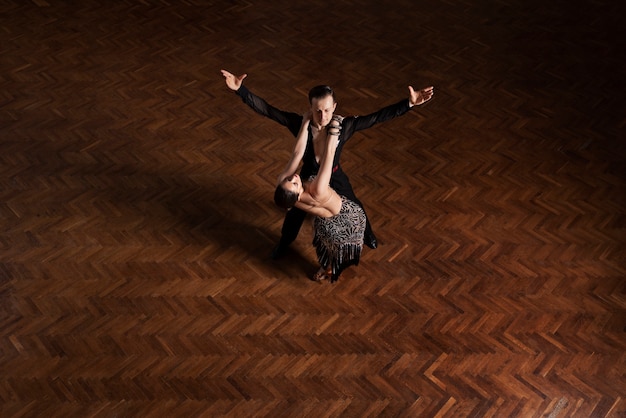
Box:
[281,173,302,196]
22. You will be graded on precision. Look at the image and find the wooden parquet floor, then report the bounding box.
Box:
[1,0,625,417]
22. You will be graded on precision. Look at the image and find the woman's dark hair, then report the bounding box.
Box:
[274,184,299,209]
[308,85,336,104]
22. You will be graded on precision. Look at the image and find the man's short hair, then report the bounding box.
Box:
[308,85,336,104]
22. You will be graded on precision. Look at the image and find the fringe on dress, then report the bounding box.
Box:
[312,196,366,282]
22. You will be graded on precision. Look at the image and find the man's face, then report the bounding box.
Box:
[310,95,337,128]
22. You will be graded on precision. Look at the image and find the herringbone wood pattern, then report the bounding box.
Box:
[1,0,625,417]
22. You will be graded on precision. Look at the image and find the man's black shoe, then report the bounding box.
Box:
[364,233,378,249]
[270,243,289,259]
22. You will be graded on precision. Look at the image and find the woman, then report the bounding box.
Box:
[274,114,366,282]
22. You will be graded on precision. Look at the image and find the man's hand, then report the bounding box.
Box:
[221,69,247,91]
[408,85,434,107]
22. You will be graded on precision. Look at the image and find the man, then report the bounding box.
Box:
[221,69,434,259]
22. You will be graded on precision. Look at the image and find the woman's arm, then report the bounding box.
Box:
[276,113,311,185]
[309,117,340,198]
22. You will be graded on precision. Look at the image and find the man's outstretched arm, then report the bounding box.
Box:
[221,69,301,136]
[343,84,434,138]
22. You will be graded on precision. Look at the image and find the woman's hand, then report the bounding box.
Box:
[327,116,342,139]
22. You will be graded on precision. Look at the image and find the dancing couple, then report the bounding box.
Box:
[222,69,434,281]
